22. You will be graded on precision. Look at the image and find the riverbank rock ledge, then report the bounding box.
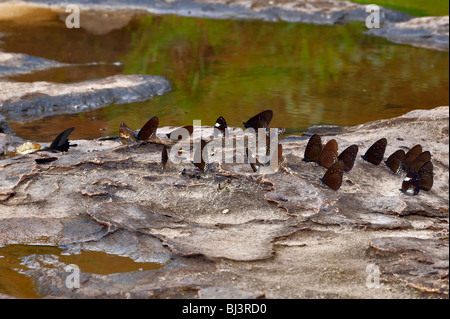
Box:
[0,106,448,298]
[366,15,450,51]
[0,74,172,121]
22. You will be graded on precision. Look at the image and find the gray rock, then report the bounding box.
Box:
[9,0,412,25]
[366,16,449,51]
[0,74,172,121]
[0,106,448,298]
[0,52,67,78]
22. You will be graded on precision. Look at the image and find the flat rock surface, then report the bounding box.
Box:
[366,15,449,51]
[0,74,172,121]
[0,106,448,298]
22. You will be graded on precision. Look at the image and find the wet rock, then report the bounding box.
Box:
[0,120,14,135]
[0,52,67,78]
[366,16,449,51]
[0,74,172,121]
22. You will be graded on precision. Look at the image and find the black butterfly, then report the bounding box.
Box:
[243,110,273,132]
[318,139,338,169]
[321,160,344,191]
[303,134,323,162]
[338,144,358,172]
[418,161,433,191]
[401,170,420,195]
[403,144,422,170]
[166,125,194,141]
[385,149,405,174]
[361,138,387,165]
[41,127,76,152]
[193,139,209,172]
[161,145,169,171]
[119,116,159,145]
[214,116,228,138]
[408,151,431,172]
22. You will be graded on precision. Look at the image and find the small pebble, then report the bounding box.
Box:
[222,209,230,214]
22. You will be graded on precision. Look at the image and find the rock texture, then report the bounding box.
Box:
[366,15,450,51]
[0,74,172,121]
[0,106,448,298]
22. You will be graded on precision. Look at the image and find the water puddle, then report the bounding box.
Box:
[0,244,163,298]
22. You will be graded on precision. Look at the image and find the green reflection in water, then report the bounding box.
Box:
[2,12,449,142]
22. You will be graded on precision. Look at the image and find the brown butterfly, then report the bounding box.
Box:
[322,160,344,191]
[166,125,194,141]
[408,151,431,172]
[361,138,387,165]
[243,110,273,131]
[401,170,420,195]
[385,149,405,174]
[403,144,422,170]
[418,161,433,191]
[318,139,338,169]
[303,134,323,162]
[119,116,159,144]
[338,144,358,172]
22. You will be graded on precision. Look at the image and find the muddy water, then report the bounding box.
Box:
[0,7,448,142]
[0,244,163,298]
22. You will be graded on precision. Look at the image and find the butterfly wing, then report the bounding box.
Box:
[322,160,344,191]
[119,122,139,145]
[338,144,358,172]
[49,127,75,152]
[418,161,433,191]
[243,110,273,131]
[161,145,169,171]
[408,151,431,172]
[193,139,208,171]
[137,116,159,141]
[246,147,260,172]
[362,138,387,165]
[318,139,338,169]
[403,144,422,170]
[303,134,323,162]
[167,125,194,141]
[401,170,420,195]
[385,149,405,174]
[214,116,228,138]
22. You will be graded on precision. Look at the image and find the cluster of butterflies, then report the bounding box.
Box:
[33,110,433,195]
[303,134,434,194]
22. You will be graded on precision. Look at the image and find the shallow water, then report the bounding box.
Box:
[0,8,448,142]
[0,244,163,298]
